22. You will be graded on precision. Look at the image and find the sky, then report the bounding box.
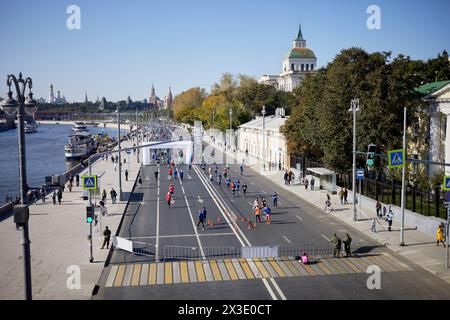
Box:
[0,0,449,102]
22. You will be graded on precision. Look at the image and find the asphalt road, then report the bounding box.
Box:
[93,143,450,300]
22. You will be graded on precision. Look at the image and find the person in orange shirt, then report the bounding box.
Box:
[255,206,261,223]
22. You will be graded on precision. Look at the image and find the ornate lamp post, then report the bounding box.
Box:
[1,73,37,300]
[349,99,360,222]
[262,105,266,171]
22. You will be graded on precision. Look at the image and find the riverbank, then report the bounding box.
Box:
[38,120,132,132]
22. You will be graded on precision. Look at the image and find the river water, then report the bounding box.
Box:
[0,124,124,204]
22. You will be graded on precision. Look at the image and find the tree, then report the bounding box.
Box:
[172,87,206,124]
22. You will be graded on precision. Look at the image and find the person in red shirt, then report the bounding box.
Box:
[169,184,174,195]
[166,192,172,208]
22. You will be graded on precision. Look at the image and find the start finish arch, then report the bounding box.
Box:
[141,140,194,166]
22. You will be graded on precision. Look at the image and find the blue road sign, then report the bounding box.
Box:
[388,149,405,169]
[356,169,365,180]
[444,176,450,191]
[445,191,450,203]
[82,175,97,190]
[126,149,131,154]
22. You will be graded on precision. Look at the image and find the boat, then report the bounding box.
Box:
[25,121,38,134]
[72,121,88,132]
[64,134,97,159]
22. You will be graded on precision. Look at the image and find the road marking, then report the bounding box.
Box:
[140,264,149,286]
[113,265,126,287]
[321,234,331,241]
[195,261,206,282]
[180,261,189,283]
[155,166,160,261]
[129,233,235,239]
[209,260,223,281]
[248,202,253,206]
[282,235,292,244]
[131,264,142,286]
[105,265,118,287]
[224,259,239,280]
[261,278,278,300]
[262,190,267,194]
[148,263,157,285]
[164,262,173,284]
[269,277,287,300]
[295,215,303,221]
[197,195,203,203]
[268,258,286,277]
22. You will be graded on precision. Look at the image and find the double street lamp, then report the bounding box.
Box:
[1,72,37,300]
[261,105,266,171]
[349,98,360,222]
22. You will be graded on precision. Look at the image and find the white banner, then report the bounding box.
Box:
[112,236,133,253]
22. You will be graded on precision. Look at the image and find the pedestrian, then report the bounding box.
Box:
[102,189,107,202]
[263,205,272,224]
[343,233,352,257]
[231,181,235,196]
[272,192,278,207]
[371,218,377,233]
[386,207,393,232]
[168,167,173,180]
[99,200,108,216]
[325,199,332,212]
[436,223,446,247]
[101,226,112,249]
[166,192,172,208]
[41,188,46,203]
[255,205,262,223]
[68,180,73,192]
[76,174,80,187]
[240,163,244,175]
[114,162,117,171]
[197,208,206,230]
[154,170,159,180]
[226,178,231,189]
[125,169,129,181]
[262,198,267,208]
[110,188,117,204]
[330,234,342,258]
[284,171,288,185]
[382,205,387,218]
[209,173,213,182]
[242,183,247,197]
[169,184,174,196]
[304,178,309,191]
[310,177,315,191]
[376,201,382,218]
[339,188,344,204]
[343,188,348,204]
[52,190,56,205]
[179,169,184,181]
[174,168,178,180]
[57,188,63,205]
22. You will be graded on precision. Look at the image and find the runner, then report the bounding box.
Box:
[179,169,184,181]
[197,207,206,230]
[263,205,272,224]
[217,173,222,185]
[223,168,228,179]
[226,178,231,189]
[240,163,244,175]
[272,192,278,207]
[230,181,236,196]
[235,179,240,193]
[168,167,173,180]
[166,192,172,208]
[255,205,262,223]
[173,168,178,180]
[242,183,247,197]
[169,183,175,196]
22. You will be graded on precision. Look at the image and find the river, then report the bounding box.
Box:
[0,123,126,204]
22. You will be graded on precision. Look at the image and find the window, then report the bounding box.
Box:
[306,64,309,71]
[311,64,314,71]
[291,63,294,71]
[301,64,304,71]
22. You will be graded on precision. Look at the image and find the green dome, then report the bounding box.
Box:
[285,47,316,59]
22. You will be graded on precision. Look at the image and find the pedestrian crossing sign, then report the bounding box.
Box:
[444,176,450,191]
[82,175,97,190]
[388,149,405,169]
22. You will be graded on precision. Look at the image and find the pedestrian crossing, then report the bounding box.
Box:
[104,253,411,288]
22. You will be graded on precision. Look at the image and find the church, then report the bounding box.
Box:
[148,84,173,110]
[259,25,317,92]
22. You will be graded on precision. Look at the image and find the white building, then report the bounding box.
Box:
[259,25,317,92]
[48,84,67,104]
[237,108,289,169]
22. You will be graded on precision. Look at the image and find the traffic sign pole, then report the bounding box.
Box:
[400,106,406,247]
[447,205,449,269]
[88,158,94,263]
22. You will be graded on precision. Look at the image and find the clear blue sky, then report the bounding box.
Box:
[0,0,449,102]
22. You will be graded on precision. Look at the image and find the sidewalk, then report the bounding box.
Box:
[0,137,140,300]
[206,138,450,284]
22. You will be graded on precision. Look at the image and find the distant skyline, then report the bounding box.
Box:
[0,0,449,102]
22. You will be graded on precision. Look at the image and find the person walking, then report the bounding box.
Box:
[110,188,117,204]
[343,234,352,257]
[154,170,159,181]
[40,188,46,203]
[330,234,342,258]
[436,223,446,247]
[68,180,73,192]
[57,188,63,205]
[371,218,377,233]
[240,163,244,175]
[284,171,289,186]
[376,201,382,218]
[76,174,80,187]
[125,169,129,181]
[254,205,262,223]
[179,169,184,181]
[101,226,112,249]
[339,188,344,205]
[310,177,315,191]
[304,178,309,191]
[197,208,206,230]
[272,192,278,207]
[242,183,247,197]
[343,188,348,204]
[263,205,272,224]
[52,190,57,205]
[166,192,172,208]
[209,172,213,182]
[386,207,394,232]
[102,189,107,202]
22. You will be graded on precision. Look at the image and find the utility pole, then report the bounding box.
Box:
[400,106,407,246]
[88,157,94,263]
[135,108,139,163]
[262,105,266,171]
[117,104,123,201]
[349,99,360,222]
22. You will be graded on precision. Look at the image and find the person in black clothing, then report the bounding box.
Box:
[125,169,129,181]
[101,226,112,249]
[76,174,80,187]
[57,188,63,205]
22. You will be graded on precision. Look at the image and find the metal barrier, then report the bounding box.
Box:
[163,246,240,261]
[241,246,279,259]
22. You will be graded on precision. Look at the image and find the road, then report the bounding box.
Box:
[93,141,450,300]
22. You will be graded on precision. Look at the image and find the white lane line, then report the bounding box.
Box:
[155,166,160,261]
[321,234,331,242]
[261,278,278,300]
[282,235,292,244]
[295,215,303,221]
[269,278,287,300]
[179,168,205,259]
[248,202,253,206]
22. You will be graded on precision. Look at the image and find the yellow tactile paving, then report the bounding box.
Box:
[209,260,223,281]
[131,264,142,286]
[239,259,255,279]
[180,261,190,283]
[267,258,286,277]
[165,262,173,284]
[253,258,271,278]
[113,265,126,287]
[107,254,409,287]
[148,263,157,285]
[195,260,206,282]
[224,259,239,280]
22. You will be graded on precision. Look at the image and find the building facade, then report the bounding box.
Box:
[259,25,317,92]
[237,108,289,169]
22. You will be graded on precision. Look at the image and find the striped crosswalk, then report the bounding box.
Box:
[105,253,411,288]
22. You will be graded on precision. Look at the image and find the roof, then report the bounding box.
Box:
[285,47,316,60]
[307,167,335,176]
[414,80,450,98]
[238,115,288,131]
[295,24,304,41]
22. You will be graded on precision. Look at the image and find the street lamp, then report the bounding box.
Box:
[262,105,266,171]
[348,99,360,222]
[116,104,123,201]
[229,107,233,151]
[1,72,37,300]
